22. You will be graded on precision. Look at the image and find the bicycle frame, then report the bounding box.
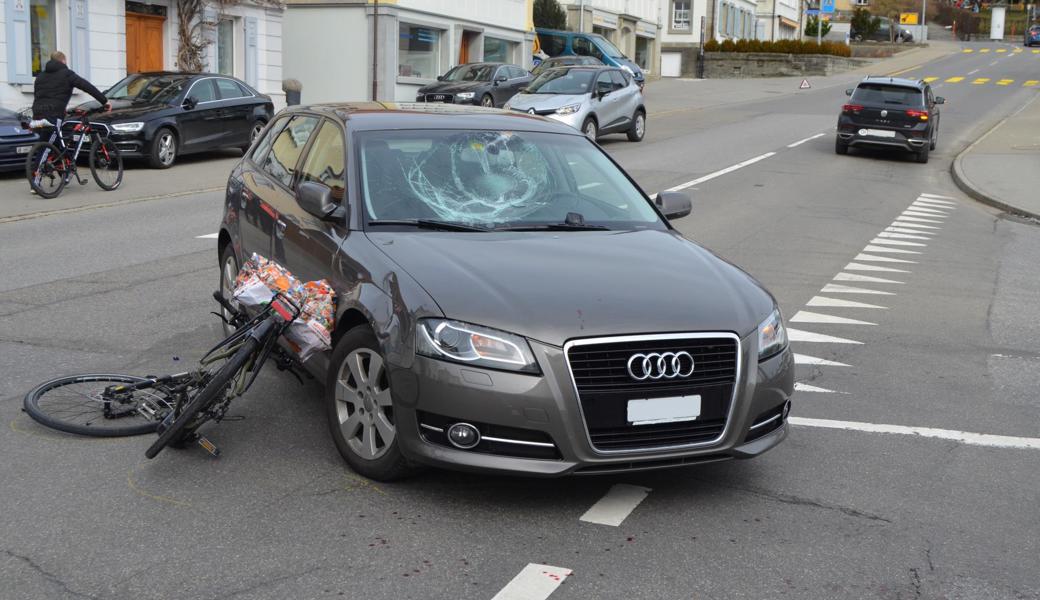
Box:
[32,114,106,185]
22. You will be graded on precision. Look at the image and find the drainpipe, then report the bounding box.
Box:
[579,0,585,31]
[372,0,379,101]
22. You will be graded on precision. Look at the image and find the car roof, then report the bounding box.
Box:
[859,76,926,89]
[129,71,233,79]
[283,102,585,135]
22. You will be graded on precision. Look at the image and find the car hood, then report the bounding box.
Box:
[89,102,171,121]
[417,81,488,94]
[368,230,774,347]
[0,119,32,136]
[506,93,587,111]
[616,58,645,79]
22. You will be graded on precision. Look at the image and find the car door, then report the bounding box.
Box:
[609,70,638,125]
[178,78,223,152]
[592,71,624,131]
[508,66,532,98]
[237,115,292,261]
[215,78,254,147]
[275,118,349,286]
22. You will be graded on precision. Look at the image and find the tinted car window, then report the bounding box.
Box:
[539,33,566,57]
[609,70,628,90]
[149,77,193,104]
[851,83,924,107]
[189,79,218,103]
[508,66,527,79]
[252,116,289,162]
[261,116,319,188]
[216,78,246,100]
[443,64,495,82]
[527,69,595,94]
[595,72,613,94]
[298,121,346,201]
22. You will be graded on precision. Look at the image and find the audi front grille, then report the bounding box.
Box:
[564,333,741,453]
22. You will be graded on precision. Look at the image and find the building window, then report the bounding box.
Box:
[217,19,235,76]
[30,0,58,76]
[399,23,441,79]
[635,37,650,69]
[672,1,691,31]
[484,37,516,64]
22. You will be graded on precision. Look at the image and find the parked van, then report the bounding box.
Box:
[535,29,645,88]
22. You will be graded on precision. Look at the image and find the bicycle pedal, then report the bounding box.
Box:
[137,399,162,420]
[197,436,221,457]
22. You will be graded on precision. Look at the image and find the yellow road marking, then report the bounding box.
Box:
[923,76,939,83]
[997,79,1014,86]
[962,48,974,53]
[1034,49,1040,54]
[980,48,991,53]
[972,78,990,84]
[996,48,1007,53]
[945,76,965,83]
[1013,48,1023,53]
[127,466,192,507]
[1025,80,1039,87]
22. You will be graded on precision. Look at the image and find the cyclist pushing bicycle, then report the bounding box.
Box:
[31,51,109,128]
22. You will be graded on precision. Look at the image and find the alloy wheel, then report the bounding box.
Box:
[158,133,176,166]
[334,348,395,460]
[481,95,494,107]
[221,253,239,332]
[584,121,597,140]
[250,123,264,143]
[635,114,645,139]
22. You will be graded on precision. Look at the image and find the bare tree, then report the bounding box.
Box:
[176,0,210,72]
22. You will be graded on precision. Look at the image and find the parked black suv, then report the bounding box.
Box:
[836,77,943,163]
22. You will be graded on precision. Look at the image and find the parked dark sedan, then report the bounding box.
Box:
[217,103,793,481]
[75,72,273,168]
[415,63,532,108]
[0,107,38,172]
[531,55,603,77]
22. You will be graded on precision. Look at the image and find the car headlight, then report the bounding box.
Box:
[417,319,540,374]
[555,103,582,115]
[110,122,144,132]
[758,308,788,361]
[456,92,476,100]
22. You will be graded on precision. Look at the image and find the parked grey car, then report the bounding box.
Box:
[219,103,793,481]
[505,66,646,142]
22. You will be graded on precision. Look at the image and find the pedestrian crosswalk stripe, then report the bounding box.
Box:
[854,252,917,264]
[845,262,911,273]
[997,79,1014,85]
[794,354,851,367]
[787,328,864,344]
[917,194,955,202]
[1025,80,1039,87]
[945,76,965,83]
[904,205,948,215]
[864,243,924,252]
[886,226,934,236]
[791,311,877,326]
[794,382,842,393]
[834,272,905,284]
[869,238,926,247]
[807,296,888,309]
[821,283,895,295]
[923,76,939,83]
[972,78,990,84]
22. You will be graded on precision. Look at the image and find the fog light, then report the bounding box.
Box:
[782,400,791,420]
[447,423,481,449]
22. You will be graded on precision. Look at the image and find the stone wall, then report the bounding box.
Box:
[702,52,869,78]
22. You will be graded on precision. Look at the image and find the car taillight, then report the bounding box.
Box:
[842,104,864,114]
[906,109,929,120]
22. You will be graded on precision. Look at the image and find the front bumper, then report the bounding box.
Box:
[0,140,37,171]
[390,333,794,476]
[105,132,149,158]
[544,110,586,132]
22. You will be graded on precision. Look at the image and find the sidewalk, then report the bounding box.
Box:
[952,93,1040,220]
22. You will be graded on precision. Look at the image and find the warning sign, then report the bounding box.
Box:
[900,12,919,24]
[799,79,811,89]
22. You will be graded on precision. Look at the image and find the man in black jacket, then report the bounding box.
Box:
[31,51,109,124]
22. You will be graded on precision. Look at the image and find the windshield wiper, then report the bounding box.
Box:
[367,219,491,232]
[493,223,610,231]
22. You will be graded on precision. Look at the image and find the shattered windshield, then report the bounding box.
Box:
[358,130,663,230]
[526,69,595,95]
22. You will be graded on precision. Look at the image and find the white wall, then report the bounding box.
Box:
[397,0,528,31]
[559,0,661,24]
[660,0,709,44]
[283,5,368,104]
[88,0,124,89]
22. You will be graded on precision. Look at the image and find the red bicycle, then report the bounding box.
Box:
[24,107,122,199]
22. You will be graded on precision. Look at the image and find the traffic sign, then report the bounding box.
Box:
[799,79,811,89]
[805,8,819,15]
[899,12,919,24]
[821,0,836,14]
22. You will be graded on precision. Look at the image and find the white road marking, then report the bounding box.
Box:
[918,193,954,201]
[888,221,940,230]
[491,564,573,600]
[903,206,948,215]
[665,152,776,192]
[821,283,895,295]
[794,353,851,367]
[877,231,930,240]
[895,215,944,224]
[854,252,917,264]
[789,417,1040,450]
[579,484,652,526]
[863,244,922,254]
[845,262,911,273]
[791,311,877,325]
[869,238,927,247]
[885,226,934,236]
[807,296,887,309]
[902,210,946,219]
[794,382,843,393]
[787,328,863,344]
[910,202,952,211]
[833,272,904,284]
[195,233,219,239]
[787,133,826,148]
[914,199,956,208]
[968,68,980,75]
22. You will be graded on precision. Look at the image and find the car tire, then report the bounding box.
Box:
[582,117,598,141]
[481,94,495,108]
[148,127,177,169]
[626,110,646,142]
[835,138,848,155]
[218,243,239,339]
[241,120,266,154]
[915,144,929,164]
[930,128,938,151]
[325,325,414,482]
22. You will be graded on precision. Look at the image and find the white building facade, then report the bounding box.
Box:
[283,0,534,104]
[755,0,800,40]
[1,0,284,110]
[557,0,661,75]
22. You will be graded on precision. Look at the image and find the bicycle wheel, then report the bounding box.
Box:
[89,137,123,191]
[24,374,171,437]
[25,142,67,199]
[145,328,265,459]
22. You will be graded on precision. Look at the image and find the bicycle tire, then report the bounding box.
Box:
[89,137,123,191]
[145,331,263,459]
[23,374,167,437]
[25,141,67,199]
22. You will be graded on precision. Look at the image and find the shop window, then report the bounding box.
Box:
[672,1,692,31]
[30,0,57,76]
[484,37,516,64]
[399,23,441,79]
[635,37,649,70]
[217,19,235,76]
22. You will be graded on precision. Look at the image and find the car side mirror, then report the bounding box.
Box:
[182,96,198,110]
[655,191,692,220]
[436,75,445,81]
[845,88,853,96]
[298,181,347,222]
[935,96,945,104]
[495,75,508,84]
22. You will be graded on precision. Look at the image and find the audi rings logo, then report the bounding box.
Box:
[626,352,696,381]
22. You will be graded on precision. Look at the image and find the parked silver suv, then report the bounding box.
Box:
[504,66,645,142]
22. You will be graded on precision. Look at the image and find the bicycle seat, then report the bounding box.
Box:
[28,119,54,129]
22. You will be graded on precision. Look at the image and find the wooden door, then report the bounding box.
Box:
[126,13,165,73]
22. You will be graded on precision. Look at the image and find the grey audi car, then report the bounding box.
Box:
[219,103,793,481]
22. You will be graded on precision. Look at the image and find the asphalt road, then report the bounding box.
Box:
[1,41,1038,599]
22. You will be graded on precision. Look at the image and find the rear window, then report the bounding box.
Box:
[539,33,566,57]
[851,83,924,107]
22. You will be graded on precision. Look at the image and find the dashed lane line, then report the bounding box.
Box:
[579,484,652,526]
[491,564,572,600]
[665,152,776,193]
[790,417,1040,451]
[787,133,826,148]
[196,233,219,239]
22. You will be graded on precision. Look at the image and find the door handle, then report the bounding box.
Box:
[276,219,286,239]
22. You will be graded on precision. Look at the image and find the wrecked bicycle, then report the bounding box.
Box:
[24,107,123,199]
[23,291,306,459]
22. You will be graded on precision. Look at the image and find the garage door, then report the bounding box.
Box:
[661,52,682,77]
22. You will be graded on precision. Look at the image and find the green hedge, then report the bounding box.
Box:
[703,39,852,58]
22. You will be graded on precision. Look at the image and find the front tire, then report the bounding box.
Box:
[326,326,413,481]
[627,110,646,142]
[219,244,240,338]
[582,117,598,141]
[241,120,266,154]
[89,137,123,191]
[480,94,495,108]
[149,127,177,169]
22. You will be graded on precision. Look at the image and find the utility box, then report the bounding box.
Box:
[990,5,1006,40]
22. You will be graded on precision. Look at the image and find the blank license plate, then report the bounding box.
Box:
[72,134,82,141]
[860,128,896,138]
[627,395,701,426]
[15,145,31,154]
